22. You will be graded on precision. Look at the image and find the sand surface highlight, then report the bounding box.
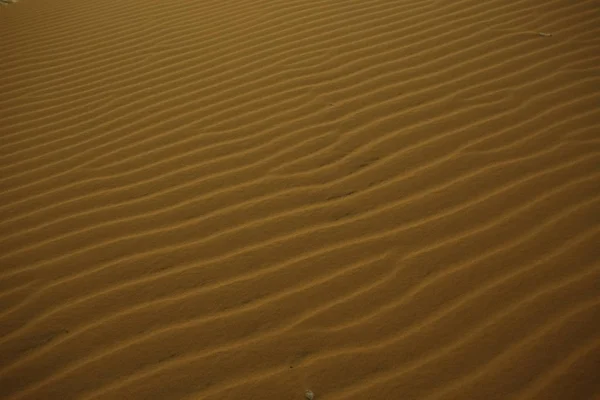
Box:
[1,0,599,399]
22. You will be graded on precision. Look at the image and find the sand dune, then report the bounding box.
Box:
[1,0,599,399]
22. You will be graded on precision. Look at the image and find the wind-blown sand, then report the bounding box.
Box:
[1,0,599,399]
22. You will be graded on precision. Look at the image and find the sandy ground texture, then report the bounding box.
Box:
[1,0,599,399]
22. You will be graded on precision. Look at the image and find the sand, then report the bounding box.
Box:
[0,0,599,399]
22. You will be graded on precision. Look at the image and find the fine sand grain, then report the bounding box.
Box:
[1,0,599,399]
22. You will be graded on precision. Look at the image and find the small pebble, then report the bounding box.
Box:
[305,389,315,400]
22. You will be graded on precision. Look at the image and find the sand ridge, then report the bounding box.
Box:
[0,0,599,399]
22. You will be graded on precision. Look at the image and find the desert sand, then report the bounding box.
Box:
[0,0,599,399]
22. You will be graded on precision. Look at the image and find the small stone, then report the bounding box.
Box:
[305,389,315,400]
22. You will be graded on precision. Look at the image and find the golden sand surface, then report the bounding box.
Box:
[0,0,599,399]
